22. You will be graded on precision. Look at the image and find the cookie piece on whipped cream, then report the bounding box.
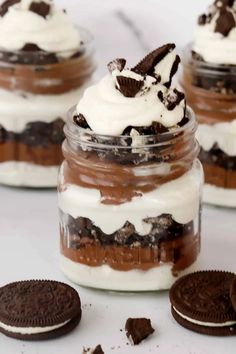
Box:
[0,280,82,340]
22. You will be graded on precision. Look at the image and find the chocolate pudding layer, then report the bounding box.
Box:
[60,212,200,273]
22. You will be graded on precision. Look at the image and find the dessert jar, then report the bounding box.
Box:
[0,30,95,187]
[181,46,236,207]
[58,107,203,292]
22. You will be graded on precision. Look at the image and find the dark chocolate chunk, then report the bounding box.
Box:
[125,318,155,345]
[108,58,126,73]
[132,43,175,77]
[198,14,207,25]
[0,0,20,16]
[74,114,91,129]
[29,1,50,18]
[21,43,42,52]
[214,0,234,8]
[158,88,185,111]
[215,9,236,36]
[92,345,104,354]
[230,277,236,313]
[166,55,181,88]
[0,280,82,340]
[116,76,144,97]
[170,271,236,336]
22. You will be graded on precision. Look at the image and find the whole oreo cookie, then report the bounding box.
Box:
[169,271,236,336]
[230,276,236,313]
[0,280,82,340]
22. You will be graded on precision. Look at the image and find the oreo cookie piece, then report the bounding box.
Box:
[0,0,20,17]
[170,271,236,336]
[29,1,51,18]
[0,280,82,340]
[230,276,236,313]
[125,318,155,345]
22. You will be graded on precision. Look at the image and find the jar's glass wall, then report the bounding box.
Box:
[181,45,236,207]
[58,108,203,291]
[0,29,95,187]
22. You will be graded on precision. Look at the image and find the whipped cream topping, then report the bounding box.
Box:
[0,0,81,55]
[76,44,186,136]
[197,120,236,156]
[193,0,236,64]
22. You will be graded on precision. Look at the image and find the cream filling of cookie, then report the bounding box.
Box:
[0,319,70,335]
[173,307,236,327]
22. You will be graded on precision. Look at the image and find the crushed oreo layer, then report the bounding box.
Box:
[0,119,65,147]
[60,211,194,249]
[0,0,20,17]
[199,145,236,170]
[198,0,236,36]
[29,1,50,18]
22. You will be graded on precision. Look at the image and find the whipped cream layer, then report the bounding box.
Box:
[61,256,199,291]
[203,183,236,207]
[59,160,203,234]
[77,75,185,136]
[0,162,59,187]
[193,1,236,64]
[197,120,236,156]
[0,87,84,132]
[76,44,185,136]
[0,0,81,55]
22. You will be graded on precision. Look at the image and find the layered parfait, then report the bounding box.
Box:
[182,0,236,206]
[0,0,94,187]
[58,44,203,291]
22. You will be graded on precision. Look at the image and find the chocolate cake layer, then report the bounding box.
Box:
[60,213,200,273]
[0,119,64,165]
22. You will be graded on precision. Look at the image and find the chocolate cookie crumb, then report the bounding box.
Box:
[29,1,50,18]
[108,58,126,73]
[116,76,144,97]
[0,0,20,16]
[215,8,236,36]
[125,318,155,345]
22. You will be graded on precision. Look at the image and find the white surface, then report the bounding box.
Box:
[1,186,236,354]
[203,184,236,208]
[1,0,236,353]
[59,160,202,233]
[61,257,199,292]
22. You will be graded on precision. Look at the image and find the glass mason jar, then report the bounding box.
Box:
[181,45,236,207]
[0,28,95,187]
[58,106,203,292]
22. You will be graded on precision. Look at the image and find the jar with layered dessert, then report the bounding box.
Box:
[58,45,203,291]
[181,0,236,207]
[0,0,95,187]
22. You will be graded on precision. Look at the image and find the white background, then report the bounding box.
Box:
[1,1,236,353]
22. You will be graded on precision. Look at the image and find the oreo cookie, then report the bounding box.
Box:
[170,271,236,336]
[0,280,82,340]
[230,276,236,313]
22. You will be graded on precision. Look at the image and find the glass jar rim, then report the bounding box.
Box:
[64,106,197,149]
[0,26,93,58]
[183,43,236,76]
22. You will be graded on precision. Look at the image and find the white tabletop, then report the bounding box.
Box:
[1,186,236,354]
[1,0,236,352]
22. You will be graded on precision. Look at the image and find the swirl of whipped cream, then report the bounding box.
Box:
[193,1,236,64]
[76,73,185,136]
[0,0,81,55]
